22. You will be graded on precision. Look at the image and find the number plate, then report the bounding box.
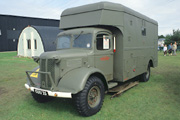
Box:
[34,89,48,96]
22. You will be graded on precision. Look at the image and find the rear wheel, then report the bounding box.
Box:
[31,92,54,103]
[73,76,105,116]
[140,64,150,82]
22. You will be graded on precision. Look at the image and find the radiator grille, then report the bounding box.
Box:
[40,59,46,84]
[40,59,46,71]
[40,59,55,88]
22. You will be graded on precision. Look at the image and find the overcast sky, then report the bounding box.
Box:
[0,0,179,36]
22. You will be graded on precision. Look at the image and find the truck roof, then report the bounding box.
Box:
[61,2,157,26]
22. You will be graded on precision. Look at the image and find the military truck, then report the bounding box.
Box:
[25,2,158,116]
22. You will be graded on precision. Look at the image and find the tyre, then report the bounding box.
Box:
[31,92,54,103]
[140,64,150,82]
[73,76,105,117]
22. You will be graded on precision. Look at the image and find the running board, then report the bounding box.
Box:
[108,82,118,89]
[109,81,139,99]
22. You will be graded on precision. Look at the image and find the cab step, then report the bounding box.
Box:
[108,82,118,89]
[109,81,139,99]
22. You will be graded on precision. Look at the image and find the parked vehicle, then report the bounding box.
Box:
[25,2,158,116]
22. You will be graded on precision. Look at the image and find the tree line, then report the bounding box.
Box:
[159,29,180,45]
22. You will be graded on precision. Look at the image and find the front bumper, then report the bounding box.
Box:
[25,84,72,98]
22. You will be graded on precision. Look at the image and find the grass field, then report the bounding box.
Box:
[0,51,180,120]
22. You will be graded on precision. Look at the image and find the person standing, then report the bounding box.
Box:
[172,41,177,56]
[168,43,172,55]
[163,44,167,56]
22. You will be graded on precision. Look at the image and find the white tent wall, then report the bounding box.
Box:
[18,26,44,57]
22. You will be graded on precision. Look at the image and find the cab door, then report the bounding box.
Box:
[94,32,113,81]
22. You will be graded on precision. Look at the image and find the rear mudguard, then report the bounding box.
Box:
[58,67,106,94]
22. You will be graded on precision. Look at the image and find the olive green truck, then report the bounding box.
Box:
[25,2,158,116]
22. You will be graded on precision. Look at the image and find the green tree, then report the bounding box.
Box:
[172,29,180,44]
[165,29,180,45]
[158,35,165,39]
[165,34,172,45]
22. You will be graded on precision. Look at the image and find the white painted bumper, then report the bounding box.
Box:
[25,84,72,98]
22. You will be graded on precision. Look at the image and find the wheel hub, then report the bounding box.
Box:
[88,86,101,108]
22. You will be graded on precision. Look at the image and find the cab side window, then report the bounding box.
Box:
[96,34,110,50]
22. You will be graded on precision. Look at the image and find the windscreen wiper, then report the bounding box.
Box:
[74,31,83,41]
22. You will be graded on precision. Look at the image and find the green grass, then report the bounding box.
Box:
[0,51,180,120]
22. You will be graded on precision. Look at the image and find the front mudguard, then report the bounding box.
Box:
[58,67,106,94]
[26,66,40,87]
[25,66,72,98]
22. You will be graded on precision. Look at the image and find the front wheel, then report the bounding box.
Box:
[140,64,150,82]
[73,76,105,117]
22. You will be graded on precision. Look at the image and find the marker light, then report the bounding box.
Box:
[54,93,58,97]
[114,36,116,52]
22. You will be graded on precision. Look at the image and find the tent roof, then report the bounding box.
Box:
[32,26,62,52]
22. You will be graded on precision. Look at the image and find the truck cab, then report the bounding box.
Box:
[56,28,113,81]
[25,27,114,116]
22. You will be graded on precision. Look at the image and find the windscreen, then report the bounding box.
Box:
[57,35,71,49]
[73,34,92,48]
[57,33,92,49]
